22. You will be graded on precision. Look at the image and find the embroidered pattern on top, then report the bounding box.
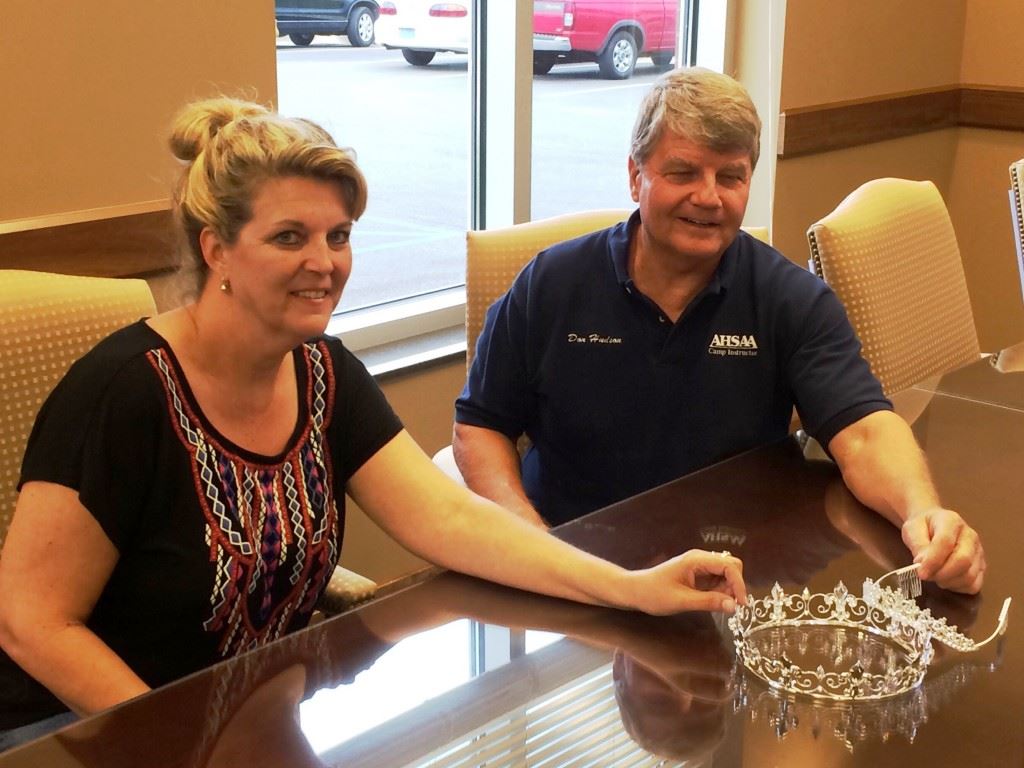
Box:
[149,341,339,658]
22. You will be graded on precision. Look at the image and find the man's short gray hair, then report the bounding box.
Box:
[630,68,761,169]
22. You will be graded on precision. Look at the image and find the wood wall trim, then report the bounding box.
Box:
[0,199,170,235]
[779,85,1024,158]
[959,85,1024,131]
[0,209,177,278]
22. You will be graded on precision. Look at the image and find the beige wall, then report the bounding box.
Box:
[954,1,1024,344]
[1,0,277,223]
[947,128,1024,344]
[960,0,1024,86]
[774,0,1024,349]
[780,0,965,109]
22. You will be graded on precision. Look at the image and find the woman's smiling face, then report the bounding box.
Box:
[210,175,354,344]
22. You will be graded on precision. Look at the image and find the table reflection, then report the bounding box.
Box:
[736,649,1004,756]
[206,663,319,768]
[611,622,731,763]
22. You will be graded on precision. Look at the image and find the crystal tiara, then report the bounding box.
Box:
[728,565,1012,702]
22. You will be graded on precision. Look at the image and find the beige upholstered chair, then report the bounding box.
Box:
[434,212,771,478]
[0,270,157,547]
[807,178,980,398]
[0,269,374,612]
[1010,159,1024,303]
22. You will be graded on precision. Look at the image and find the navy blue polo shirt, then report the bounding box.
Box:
[456,211,891,526]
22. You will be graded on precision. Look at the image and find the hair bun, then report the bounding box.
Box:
[169,97,269,163]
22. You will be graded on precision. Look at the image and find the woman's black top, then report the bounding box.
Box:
[0,322,402,728]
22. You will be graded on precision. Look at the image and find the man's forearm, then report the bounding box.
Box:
[828,410,940,526]
[452,423,548,527]
[828,409,985,592]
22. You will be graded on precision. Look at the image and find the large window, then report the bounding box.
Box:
[275,0,726,351]
[276,39,470,314]
[531,0,694,220]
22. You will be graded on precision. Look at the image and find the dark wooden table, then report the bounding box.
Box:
[911,342,1024,413]
[2,357,1022,767]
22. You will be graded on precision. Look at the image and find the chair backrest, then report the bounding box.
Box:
[1010,159,1024,303]
[0,270,157,546]
[465,210,771,367]
[807,178,980,397]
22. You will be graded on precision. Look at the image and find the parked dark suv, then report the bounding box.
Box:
[275,0,380,47]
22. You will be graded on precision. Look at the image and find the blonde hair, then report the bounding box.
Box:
[169,97,367,291]
[630,68,761,169]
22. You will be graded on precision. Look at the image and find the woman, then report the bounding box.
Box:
[0,97,745,739]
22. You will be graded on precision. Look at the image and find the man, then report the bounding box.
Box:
[453,68,984,594]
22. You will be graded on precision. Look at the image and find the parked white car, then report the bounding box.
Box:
[376,0,470,66]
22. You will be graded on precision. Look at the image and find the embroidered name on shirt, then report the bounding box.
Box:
[708,333,759,357]
[567,333,623,345]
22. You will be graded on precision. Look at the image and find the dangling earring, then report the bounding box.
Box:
[219,277,232,294]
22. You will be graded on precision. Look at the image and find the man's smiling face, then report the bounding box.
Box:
[628,131,752,268]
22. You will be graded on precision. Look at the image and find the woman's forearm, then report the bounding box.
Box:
[1,621,150,716]
[408,493,641,608]
[0,482,148,716]
[350,432,744,616]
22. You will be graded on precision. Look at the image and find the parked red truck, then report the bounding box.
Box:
[377,0,679,79]
[533,0,678,79]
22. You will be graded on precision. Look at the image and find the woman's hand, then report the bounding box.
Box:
[627,550,746,616]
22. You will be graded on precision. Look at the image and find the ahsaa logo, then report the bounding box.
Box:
[709,333,758,350]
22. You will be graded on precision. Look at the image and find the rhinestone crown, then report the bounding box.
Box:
[728,576,1010,702]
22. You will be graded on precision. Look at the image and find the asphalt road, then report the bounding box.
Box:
[277,43,667,311]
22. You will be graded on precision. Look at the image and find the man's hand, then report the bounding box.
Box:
[628,550,747,616]
[901,507,986,594]
[830,411,988,596]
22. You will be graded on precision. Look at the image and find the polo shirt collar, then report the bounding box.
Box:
[610,209,742,296]
[610,210,640,287]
